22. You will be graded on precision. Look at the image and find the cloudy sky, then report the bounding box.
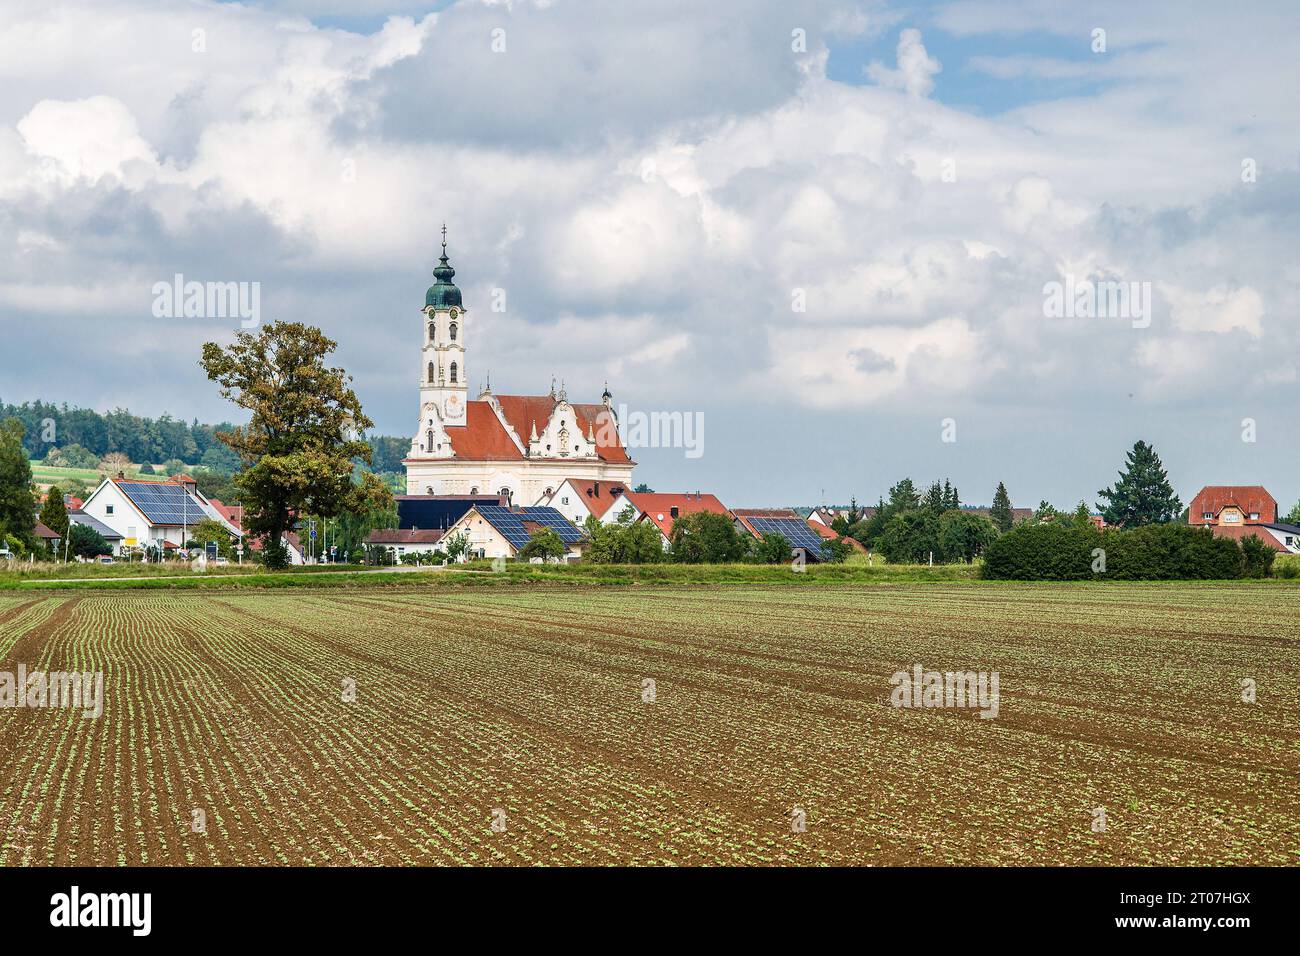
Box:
[2,0,1298,510]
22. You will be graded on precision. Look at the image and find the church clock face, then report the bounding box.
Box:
[444,393,465,421]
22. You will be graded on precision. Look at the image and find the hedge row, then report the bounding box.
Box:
[981,522,1274,580]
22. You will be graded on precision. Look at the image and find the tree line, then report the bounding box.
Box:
[0,397,410,478]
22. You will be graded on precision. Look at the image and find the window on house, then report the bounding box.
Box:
[106,505,114,515]
[1202,512,1213,520]
[1249,512,1259,520]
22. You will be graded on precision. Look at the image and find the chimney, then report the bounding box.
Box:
[117,470,125,480]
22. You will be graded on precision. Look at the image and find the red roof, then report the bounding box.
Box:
[493,394,631,464]
[624,492,728,538]
[806,519,867,552]
[208,499,244,532]
[1208,524,1289,551]
[408,394,632,464]
[33,521,60,540]
[1189,486,1277,525]
[558,479,630,518]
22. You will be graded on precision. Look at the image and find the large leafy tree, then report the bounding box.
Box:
[1284,500,1300,525]
[989,482,1014,532]
[939,510,997,564]
[669,511,747,563]
[0,417,36,550]
[200,322,392,569]
[1097,440,1182,528]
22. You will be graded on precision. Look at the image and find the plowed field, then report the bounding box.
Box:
[0,583,1296,865]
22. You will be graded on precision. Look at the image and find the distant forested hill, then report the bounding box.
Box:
[0,398,407,472]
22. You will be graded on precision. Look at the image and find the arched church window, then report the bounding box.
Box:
[425,486,434,495]
[428,322,435,343]
[449,322,458,342]
[470,486,479,495]
[450,361,458,383]
[427,362,435,382]
[426,429,433,452]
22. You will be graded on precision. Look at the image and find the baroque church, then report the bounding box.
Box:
[404,231,635,505]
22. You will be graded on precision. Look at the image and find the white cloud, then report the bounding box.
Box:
[17,96,157,186]
[866,28,941,97]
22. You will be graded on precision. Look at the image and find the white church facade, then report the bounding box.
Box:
[403,232,635,505]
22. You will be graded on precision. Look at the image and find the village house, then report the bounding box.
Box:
[618,492,729,549]
[1188,485,1298,553]
[538,479,631,526]
[441,504,586,561]
[79,474,240,556]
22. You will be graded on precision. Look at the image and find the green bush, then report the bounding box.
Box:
[982,521,1247,580]
[982,522,1101,580]
[1239,535,1276,579]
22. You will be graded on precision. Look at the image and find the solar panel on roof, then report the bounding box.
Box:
[476,505,584,550]
[747,516,828,554]
[118,481,207,525]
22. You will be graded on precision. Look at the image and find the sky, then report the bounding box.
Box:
[1,0,1298,510]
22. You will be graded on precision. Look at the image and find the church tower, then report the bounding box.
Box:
[419,225,468,428]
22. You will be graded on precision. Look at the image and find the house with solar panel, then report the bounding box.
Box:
[401,232,635,506]
[732,509,834,562]
[80,474,241,555]
[441,504,587,561]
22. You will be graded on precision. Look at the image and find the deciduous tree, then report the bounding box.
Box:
[200,321,392,569]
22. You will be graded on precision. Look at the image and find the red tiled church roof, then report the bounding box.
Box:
[444,401,527,460]
[430,394,631,464]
